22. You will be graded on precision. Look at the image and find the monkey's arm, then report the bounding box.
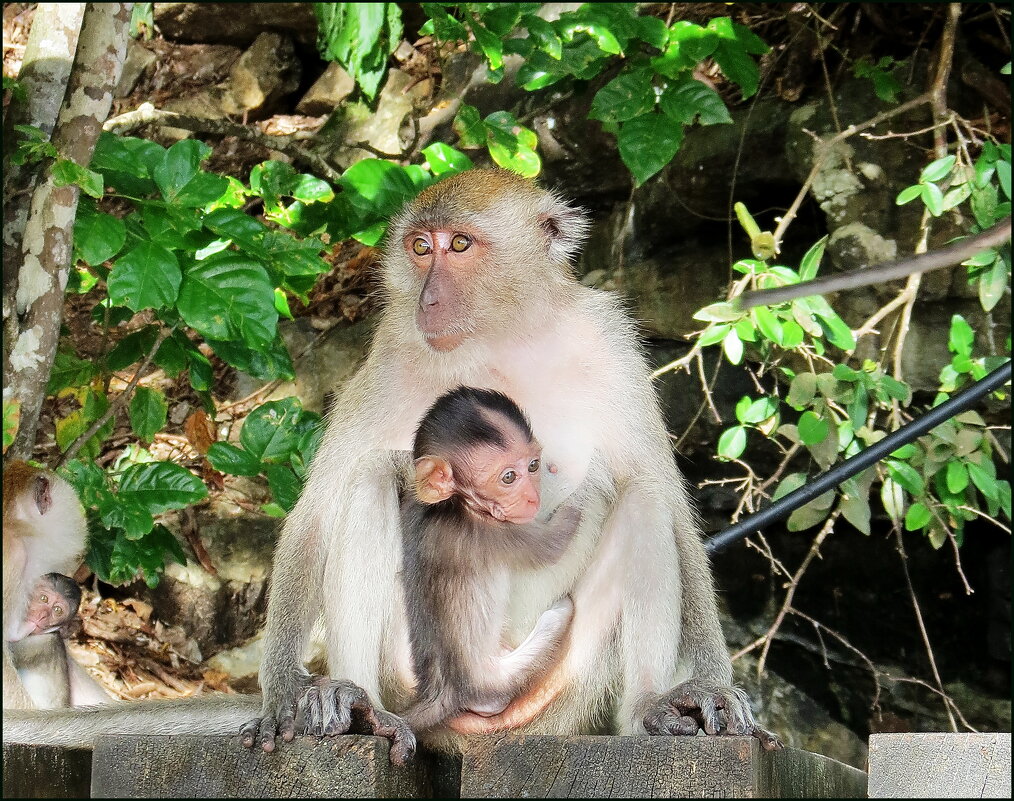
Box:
[66,651,112,706]
[497,504,583,568]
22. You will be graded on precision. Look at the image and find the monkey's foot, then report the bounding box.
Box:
[643,679,783,751]
[240,671,315,752]
[299,678,417,765]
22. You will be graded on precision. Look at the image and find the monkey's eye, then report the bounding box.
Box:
[528,459,540,473]
[450,233,471,252]
[501,470,517,485]
[39,594,49,603]
[412,238,431,256]
[53,605,63,616]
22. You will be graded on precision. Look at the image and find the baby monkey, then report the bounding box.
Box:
[10,573,81,709]
[400,386,581,732]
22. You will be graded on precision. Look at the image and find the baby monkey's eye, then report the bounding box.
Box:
[528,459,540,473]
[450,233,471,252]
[40,594,49,603]
[53,605,63,616]
[501,470,517,485]
[412,238,431,256]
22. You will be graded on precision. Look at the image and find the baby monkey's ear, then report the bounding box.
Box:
[414,456,456,504]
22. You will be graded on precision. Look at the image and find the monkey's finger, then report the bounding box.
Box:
[368,709,417,765]
[643,708,699,736]
[239,718,260,748]
[694,694,722,736]
[278,712,297,743]
[751,725,784,750]
[258,716,279,752]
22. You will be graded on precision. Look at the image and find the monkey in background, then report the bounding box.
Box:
[3,461,87,709]
[400,387,581,732]
[9,572,108,709]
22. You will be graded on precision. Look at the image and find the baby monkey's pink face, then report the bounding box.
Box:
[458,424,543,525]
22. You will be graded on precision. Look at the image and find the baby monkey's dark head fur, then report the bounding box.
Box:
[413,387,534,464]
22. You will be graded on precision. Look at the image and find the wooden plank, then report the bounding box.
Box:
[91,735,440,798]
[868,732,1011,799]
[2,743,93,800]
[459,735,868,799]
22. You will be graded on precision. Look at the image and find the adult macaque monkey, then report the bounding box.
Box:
[4,169,779,754]
[401,386,581,731]
[244,168,780,756]
[9,573,111,709]
[3,461,87,709]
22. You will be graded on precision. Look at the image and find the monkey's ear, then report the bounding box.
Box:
[537,194,590,267]
[414,457,455,504]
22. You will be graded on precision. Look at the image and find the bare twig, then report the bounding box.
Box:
[771,92,933,249]
[57,325,174,467]
[757,510,839,675]
[894,527,958,731]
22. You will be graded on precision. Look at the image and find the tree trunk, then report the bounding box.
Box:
[3,3,132,461]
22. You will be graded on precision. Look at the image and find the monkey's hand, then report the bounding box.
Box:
[643,679,783,751]
[299,677,417,765]
[240,668,313,752]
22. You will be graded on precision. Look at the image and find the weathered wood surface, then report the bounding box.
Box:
[90,735,441,798]
[10,733,868,798]
[459,735,868,799]
[868,732,1011,798]
[2,742,93,799]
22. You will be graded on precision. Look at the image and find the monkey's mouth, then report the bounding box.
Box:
[421,325,475,352]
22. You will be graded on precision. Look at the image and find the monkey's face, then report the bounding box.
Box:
[11,578,74,640]
[458,432,544,525]
[384,169,591,353]
[403,227,486,352]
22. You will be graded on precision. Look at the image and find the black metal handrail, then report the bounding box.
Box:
[705,360,1012,555]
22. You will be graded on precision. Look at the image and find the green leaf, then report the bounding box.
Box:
[948,314,974,356]
[886,459,924,495]
[635,15,668,49]
[265,463,302,512]
[207,442,264,477]
[453,104,486,148]
[722,328,743,364]
[797,411,829,445]
[741,397,779,424]
[667,21,717,62]
[921,182,944,216]
[904,501,932,531]
[208,336,293,381]
[787,372,817,409]
[108,242,182,311]
[841,487,872,534]
[752,305,783,344]
[590,69,656,123]
[117,461,208,515]
[977,256,1008,312]
[895,184,923,205]
[47,349,95,394]
[945,460,969,494]
[919,155,955,183]
[693,301,741,322]
[470,18,504,70]
[697,323,730,347]
[798,236,828,281]
[74,207,126,266]
[3,400,20,451]
[717,425,747,460]
[660,77,731,126]
[617,112,683,186]
[771,472,806,501]
[177,254,277,349]
[422,142,474,176]
[995,159,1011,199]
[52,159,104,198]
[153,139,210,201]
[129,387,167,443]
[240,398,310,463]
[707,17,767,99]
[967,461,999,503]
